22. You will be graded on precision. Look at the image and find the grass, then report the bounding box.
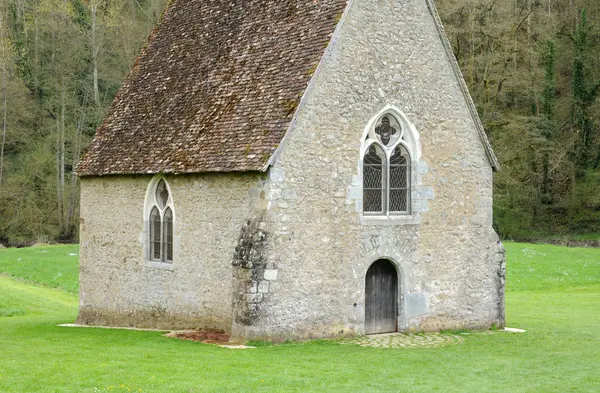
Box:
[0,244,79,293]
[0,243,599,392]
[505,242,600,291]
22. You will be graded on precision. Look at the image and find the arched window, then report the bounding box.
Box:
[362,113,412,215]
[146,178,174,263]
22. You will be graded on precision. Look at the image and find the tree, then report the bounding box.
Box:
[0,9,14,186]
[570,10,600,169]
[0,0,167,245]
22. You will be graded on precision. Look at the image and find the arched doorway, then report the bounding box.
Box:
[365,259,398,334]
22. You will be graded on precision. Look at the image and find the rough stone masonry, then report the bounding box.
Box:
[76,0,505,342]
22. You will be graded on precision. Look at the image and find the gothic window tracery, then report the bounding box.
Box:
[147,179,174,263]
[362,114,411,215]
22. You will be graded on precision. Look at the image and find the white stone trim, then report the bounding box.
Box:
[147,261,175,271]
[359,105,422,163]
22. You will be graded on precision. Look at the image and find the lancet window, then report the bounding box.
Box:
[147,179,174,263]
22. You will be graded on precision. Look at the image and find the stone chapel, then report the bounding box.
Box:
[75,0,506,341]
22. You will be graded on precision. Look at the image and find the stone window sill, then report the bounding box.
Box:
[146,260,175,271]
[360,214,421,225]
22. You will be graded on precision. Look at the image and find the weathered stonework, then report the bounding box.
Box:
[77,173,264,331]
[231,215,271,333]
[77,0,505,342]
[231,0,504,340]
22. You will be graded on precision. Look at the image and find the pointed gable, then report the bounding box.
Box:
[425,0,499,171]
[77,0,348,176]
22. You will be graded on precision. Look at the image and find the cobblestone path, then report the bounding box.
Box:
[338,332,464,349]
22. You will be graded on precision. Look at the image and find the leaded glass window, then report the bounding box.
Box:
[147,178,174,263]
[150,207,161,260]
[389,146,410,212]
[163,207,173,262]
[156,180,168,209]
[362,113,412,215]
[363,144,385,213]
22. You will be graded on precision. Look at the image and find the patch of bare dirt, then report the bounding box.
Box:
[165,330,231,345]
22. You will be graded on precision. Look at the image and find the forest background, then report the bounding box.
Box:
[0,0,599,246]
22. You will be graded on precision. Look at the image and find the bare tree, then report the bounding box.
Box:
[0,12,10,187]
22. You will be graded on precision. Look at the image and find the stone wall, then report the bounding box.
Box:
[232,0,504,340]
[77,173,263,331]
[78,0,505,341]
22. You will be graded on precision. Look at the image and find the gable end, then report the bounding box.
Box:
[425,0,500,171]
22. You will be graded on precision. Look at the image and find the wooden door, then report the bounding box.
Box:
[365,259,398,334]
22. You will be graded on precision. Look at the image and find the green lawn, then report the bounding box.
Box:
[506,242,600,291]
[0,244,79,293]
[0,243,599,392]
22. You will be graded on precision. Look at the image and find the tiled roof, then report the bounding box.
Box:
[77,0,347,176]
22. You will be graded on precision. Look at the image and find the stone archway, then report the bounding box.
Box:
[365,259,398,334]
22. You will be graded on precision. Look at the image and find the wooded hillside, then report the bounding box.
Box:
[0,0,167,245]
[0,0,599,245]
[437,0,600,239]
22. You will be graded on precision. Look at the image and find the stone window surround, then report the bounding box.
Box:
[359,105,423,225]
[143,175,176,270]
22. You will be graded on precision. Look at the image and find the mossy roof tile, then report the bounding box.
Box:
[77,0,347,176]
